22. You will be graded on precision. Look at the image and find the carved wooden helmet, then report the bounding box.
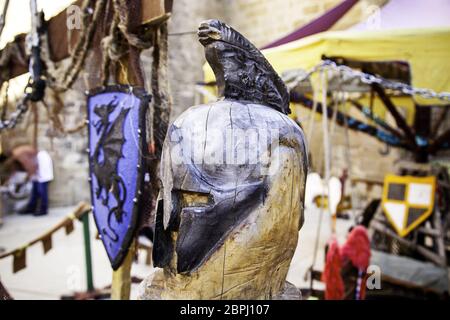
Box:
[152,21,308,297]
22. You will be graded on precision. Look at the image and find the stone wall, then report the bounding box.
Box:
[167,0,229,119]
[40,91,90,208]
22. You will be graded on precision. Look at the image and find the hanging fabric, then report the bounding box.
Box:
[41,0,108,92]
[64,219,74,235]
[12,248,26,273]
[41,234,53,254]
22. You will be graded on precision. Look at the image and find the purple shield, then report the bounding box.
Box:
[87,85,149,270]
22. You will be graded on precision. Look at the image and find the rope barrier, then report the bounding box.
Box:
[0,202,91,273]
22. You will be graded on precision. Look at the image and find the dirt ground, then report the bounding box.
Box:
[0,205,352,299]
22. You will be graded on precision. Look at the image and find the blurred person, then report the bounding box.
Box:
[19,148,54,216]
[1,170,32,217]
[0,151,29,225]
[0,144,54,216]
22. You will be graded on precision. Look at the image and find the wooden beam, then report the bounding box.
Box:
[351,177,383,186]
[371,220,447,267]
[349,99,405,140]
[429,127,450,154]
[0,0,171,82]
[109,41,144,300]
[430,107,449,139]
[372,83,417,149]
[111,239,136,300]
[291,92,412,150]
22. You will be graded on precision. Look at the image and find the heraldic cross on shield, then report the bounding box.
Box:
[382,174,436,237]
[87,85,150,270]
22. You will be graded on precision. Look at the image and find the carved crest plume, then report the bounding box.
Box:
[198,19,290,114]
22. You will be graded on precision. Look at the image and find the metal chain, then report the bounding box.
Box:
[285,62,325,90]
[324,60,450,101]
[0,94,30,131]
[289,59,450,102]
[2,57,449,132]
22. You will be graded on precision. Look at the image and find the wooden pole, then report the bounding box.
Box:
[372,83,417,149]
[32,103,38,149]
[81,212,94,292]
[111,239,136,300]
[110,48,142,301]
[349,99,405,139]
[0,132,2,226]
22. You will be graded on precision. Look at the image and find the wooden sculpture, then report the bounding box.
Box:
[139,19,308,300]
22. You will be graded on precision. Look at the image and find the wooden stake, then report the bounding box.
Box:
[111,239,136,300]
[110,51,141,300]
[32,103,38,149]
[0,134,2,226]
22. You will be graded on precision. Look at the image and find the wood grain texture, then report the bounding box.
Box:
[140,19,308,300]
[142,101,307,299]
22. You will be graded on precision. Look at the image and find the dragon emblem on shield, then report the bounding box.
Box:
[87,86,148,269]
[91,100,129,242]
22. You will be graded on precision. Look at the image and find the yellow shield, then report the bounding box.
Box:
[381,174,436,237]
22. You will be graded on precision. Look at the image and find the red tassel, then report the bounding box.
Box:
[322,237,345,300]
[340,226,371,270]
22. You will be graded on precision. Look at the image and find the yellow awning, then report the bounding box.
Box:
[204,27,450,107]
